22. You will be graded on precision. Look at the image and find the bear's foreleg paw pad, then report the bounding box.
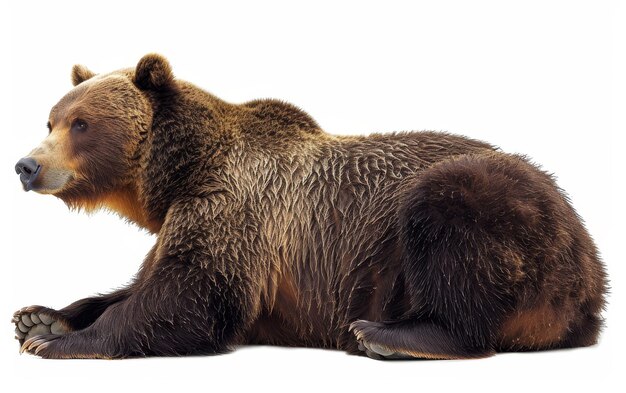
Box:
[12,306,70,346]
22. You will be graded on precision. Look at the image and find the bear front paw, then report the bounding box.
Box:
[12,306,71,346]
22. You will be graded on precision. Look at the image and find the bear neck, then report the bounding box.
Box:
[138,85,234,225]
[101,185,162,234]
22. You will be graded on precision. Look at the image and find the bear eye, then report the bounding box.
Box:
[71,119,88,133]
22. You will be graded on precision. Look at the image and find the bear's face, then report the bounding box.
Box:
[15,54,173,215]
[17,71,151,207]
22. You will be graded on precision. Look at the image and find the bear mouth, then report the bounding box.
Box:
[29,170,74,195]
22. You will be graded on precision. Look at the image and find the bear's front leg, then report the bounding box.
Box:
[20,199,264,358]
[13,246,157,347]
[13,289,133,347]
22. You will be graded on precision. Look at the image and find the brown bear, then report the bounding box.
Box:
[13,54,607,359]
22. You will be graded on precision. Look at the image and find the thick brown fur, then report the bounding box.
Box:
[13,54,607,359]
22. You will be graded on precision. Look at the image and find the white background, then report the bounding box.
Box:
[1,0,624,391]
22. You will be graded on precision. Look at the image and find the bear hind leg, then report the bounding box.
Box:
[349,319,495,360]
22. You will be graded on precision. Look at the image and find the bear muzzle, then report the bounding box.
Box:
[15,157,41,192]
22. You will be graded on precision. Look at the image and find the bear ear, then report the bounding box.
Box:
[71,64,96,86]
[134,53,174,91]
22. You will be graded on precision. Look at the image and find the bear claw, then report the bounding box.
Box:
[358,338,413,360]
[20,334,62,356]
[350,320,414,360]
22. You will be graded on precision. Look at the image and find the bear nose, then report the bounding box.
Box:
[15,157,41,191]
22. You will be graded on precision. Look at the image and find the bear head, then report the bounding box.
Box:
[15,54,174,231]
